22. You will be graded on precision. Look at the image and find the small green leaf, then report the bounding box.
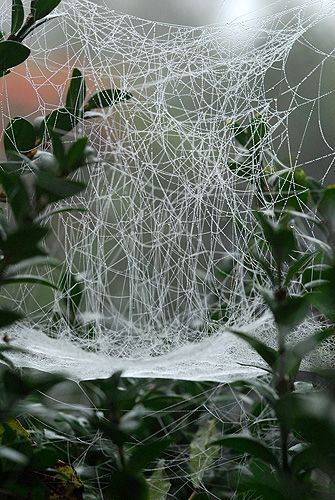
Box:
[66,68,86,117]
[0,446,29,465]
[127,440,170,475]
[11,0,25,35]
[229,328,278,368]
[4,117,36,158]
[86,89,132,110]
[30,0,62,20]
[0,41,30,74]
[211,435,279,468]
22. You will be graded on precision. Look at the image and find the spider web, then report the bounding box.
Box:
[1,0,335,381]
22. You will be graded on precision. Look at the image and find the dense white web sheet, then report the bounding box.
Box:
[1,0,335,381]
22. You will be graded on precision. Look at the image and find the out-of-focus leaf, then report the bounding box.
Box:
[127,440,170,475]
[30,0,62,20]
[148,461,171,500]
[0,274,58,290]
[189,419,220,488]
[211,435,279,468]
[0,41,30,75]
[0,309,22,328]
[284,253,314,286]
[0,225,48,263]
[0,445,28,464]
[108,471,148,500]
[61,136,88,176]
[85,89,132,110]
[36,170,86,205]
[309,265,335,321]
[11,0,25,35]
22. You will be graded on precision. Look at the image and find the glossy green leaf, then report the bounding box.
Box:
[30,0,62,20]
[65,68,86,117]
[11,0,25,35]
[212,435,279,468]
[229,328,278,368]
[86,88,132,110]
[0,41,30,75]
[4,117,36,158]
[274,168,309,212]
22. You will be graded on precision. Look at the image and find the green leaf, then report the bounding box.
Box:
[274,168,309,212]
[306,176,324,204]
[45,107,78,137]
[0,167,31,224]
[229,328,278,368]
[0,274,58,290]
[59,271,84,321]
[4,117,36,158]
[0,225,48,264]
[108,472,148,500]
[262,293,310,332]
[36,170,86,204]
[30,0,62,20]
[0,309,22,328]
[318,184,335,236]
[85,89,132,110]
[11,0,25,35]
[289,326,335,366]
[309,265,335,321]
[0,41,30,75]
[255,212,296,265]
[284,253,314,286]
[211,435,279,468]
[61,136,88,176]
[189,419,220,488]
[233,114,267,149]
[5,256,60,276]
[148,461,171,500]
[0,446,29,465]
[65,68,86,117]
[127,440,170,475]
